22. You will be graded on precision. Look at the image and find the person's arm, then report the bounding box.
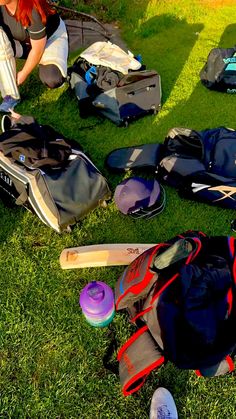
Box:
[17,36,47,85]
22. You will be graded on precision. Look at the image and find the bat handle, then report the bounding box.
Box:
[153,239,193,270]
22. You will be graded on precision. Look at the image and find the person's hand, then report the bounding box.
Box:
[17,70,27,86]
[9,110,21,119]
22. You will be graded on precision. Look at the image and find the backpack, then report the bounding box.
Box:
[105,126,236,210]
[200,47,236,93]
[115,231,236,396]
[68,41,162,126]
[0,115,111,232]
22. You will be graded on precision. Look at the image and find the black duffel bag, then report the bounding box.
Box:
[0,114,111,232]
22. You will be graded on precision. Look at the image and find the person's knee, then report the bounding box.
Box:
[39,64,65,88]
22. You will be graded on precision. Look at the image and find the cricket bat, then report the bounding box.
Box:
[59,243,156,269]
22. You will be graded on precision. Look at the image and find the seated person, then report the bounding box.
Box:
[0,0,68,112]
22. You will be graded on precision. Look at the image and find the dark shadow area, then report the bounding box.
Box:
[59,0,133,23]
[138,13,192,38]
[136,15,204,104]
[218,23,236,47]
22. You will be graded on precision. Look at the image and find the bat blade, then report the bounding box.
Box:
[59,243,156,269]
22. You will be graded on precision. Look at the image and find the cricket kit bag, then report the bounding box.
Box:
[0,114,111,232]
[68,41,161,126]
[200,47,236,93]
[106,126,236,210]
[115,230,236,396]
[158,126,236,209]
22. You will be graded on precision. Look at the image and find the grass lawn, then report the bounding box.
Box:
[1,0,236,417]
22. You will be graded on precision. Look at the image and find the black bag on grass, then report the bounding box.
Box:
[68,41,162,126]
[159,126,236,209]
[115,230,236,396]
[0,115,111,232]
[105,126,236,210]
[200,47,236,92]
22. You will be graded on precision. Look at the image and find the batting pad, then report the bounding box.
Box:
[0,29,20,100]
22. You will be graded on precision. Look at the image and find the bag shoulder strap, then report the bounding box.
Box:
[117,325,164,396]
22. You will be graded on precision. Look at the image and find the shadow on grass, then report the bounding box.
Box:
[218,23,236,47]
[138,13,196,38]
[129,14,204,104]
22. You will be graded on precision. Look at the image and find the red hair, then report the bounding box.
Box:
[15,0,55,27]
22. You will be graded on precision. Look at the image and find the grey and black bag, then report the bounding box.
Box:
[0,115,111,232]
[200,47,236,92]
[68,42,162,126]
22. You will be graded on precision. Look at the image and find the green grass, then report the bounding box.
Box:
[1,0,236,417]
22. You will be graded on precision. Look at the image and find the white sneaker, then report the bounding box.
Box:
[149,387,178,419]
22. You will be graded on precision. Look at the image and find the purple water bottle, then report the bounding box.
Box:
[79,281,115,327]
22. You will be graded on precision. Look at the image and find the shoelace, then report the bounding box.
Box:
[156,405,172,419]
